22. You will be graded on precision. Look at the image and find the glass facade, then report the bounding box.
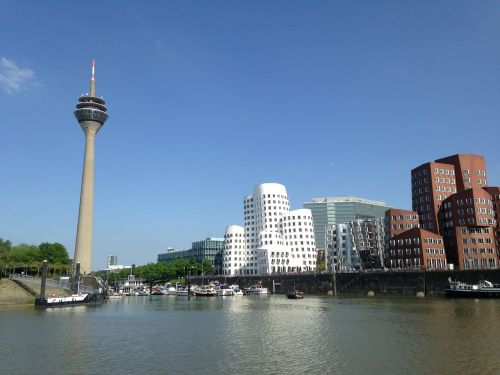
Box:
[157,238,224,274]
[304,196,390,251]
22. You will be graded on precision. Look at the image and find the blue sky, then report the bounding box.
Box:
[1,1,499,269]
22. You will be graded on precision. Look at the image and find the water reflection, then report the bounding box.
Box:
[0,296,499,375]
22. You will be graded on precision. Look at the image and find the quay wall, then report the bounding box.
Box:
[193,269,500,296]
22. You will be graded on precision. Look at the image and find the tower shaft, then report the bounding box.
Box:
[74,123,100,274]
[73,61,108,274]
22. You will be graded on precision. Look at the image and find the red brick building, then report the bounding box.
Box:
[436,154,488,191]
[386,227,447,270]
[387,154,500,271]
[411,162,457,233]
[440,188,498,270]
[483,186,500,249]
[385,208,420,239]
[411,154,487,234]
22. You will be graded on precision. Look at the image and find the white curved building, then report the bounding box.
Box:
[223,225,246,276]
[282,209,317,272]
[223,183,317,275]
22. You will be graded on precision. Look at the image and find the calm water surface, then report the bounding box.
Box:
[1,295,499,375]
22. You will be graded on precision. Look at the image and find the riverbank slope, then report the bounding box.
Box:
[0,279,34,306]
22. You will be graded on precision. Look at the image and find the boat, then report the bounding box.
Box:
[229,284,243,296]
[35,273,104,308]
[35,292,104,308]
[175,287,189,296]
[166,286,177,295]
[151,287,166,295]
[445,278,500,298]
[215,284,234,296]
[192,285,217,296]
[286,290,304,299]
[248,284,268,295]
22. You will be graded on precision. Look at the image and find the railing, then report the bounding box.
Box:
[8,273,95,293]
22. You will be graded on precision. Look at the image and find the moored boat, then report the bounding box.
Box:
[286,290,304,299]
[193,285,217,296]
[175,287,189,296]
[445,278,500,298]
[229,284,243,296]
[35,292,104,308]
[248,284,268,295]
[214,284,234,296]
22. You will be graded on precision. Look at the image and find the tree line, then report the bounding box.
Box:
[0,238,70,277]
[1,237,215,286]
[101,258,214,288]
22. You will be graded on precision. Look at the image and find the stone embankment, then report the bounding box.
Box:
[193,269,500,297]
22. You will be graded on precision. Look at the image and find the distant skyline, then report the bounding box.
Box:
[1,1,499,269]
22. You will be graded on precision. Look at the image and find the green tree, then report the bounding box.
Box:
[38,242,70,264]
[201,259,213,275]
[316,261,326,272]
[8,243,42,263]
[0,238,12,253]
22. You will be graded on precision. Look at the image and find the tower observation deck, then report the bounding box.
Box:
[73,60,109,274]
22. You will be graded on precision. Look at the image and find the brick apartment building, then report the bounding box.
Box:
[385,208,420,240]
[483,186,500,249]
[387,227,447,270]
[386,154,499,271]
[440,188,497,269]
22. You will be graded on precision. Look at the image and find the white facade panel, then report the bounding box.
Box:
[224,183,317,276]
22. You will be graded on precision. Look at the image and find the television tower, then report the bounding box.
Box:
[73,60,109,274]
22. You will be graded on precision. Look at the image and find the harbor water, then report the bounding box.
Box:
[1,295,499,374]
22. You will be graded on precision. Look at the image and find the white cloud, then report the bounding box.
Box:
[0,57,37,94]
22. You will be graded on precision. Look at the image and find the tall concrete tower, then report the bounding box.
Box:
[73,60,108,274]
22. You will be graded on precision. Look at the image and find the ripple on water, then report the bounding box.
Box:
[0,296,499,375]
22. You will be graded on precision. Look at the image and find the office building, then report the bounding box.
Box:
[413,154,499,270]
[386,227,447,270]
[326,218,385,271]
[440,188,498,270]
[157,247,193,263]
[411,154,486,234]
[157,238,224,273]
[223,183,316,276]
[107,255,118,268]
[192,238,224,274]
[304,196,390,251]
[483,187,500,249]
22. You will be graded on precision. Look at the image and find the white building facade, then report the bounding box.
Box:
[223,183,317,276]
[326,218,385,271]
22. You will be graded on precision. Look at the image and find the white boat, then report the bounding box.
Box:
[36,292,104,308]
[47,294,88,304]
[229,284,243,296]
[249,285,268,295]
[445,278,500,298]
[175,287,189,296]
[214,284,234,296]
[193,285,217,296]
